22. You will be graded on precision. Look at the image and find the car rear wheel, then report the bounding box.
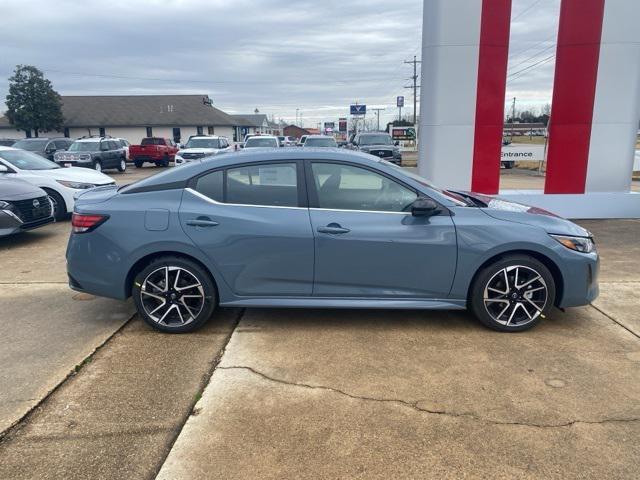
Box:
[135,161,143,168]
[469,255,555,332]
[117,158,126,172]
[93,160,102,172]
[132,256,217,333]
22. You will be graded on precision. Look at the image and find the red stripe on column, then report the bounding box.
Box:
[544,0,605,194]
[471,0,512,194]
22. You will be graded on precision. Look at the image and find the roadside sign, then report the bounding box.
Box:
[324,121,335,129]
[391,126,415,140]
[397,96,405,107]
[350,104,366,115]
[338,118,347,132]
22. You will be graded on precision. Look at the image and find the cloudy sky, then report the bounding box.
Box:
[1,0,560,127]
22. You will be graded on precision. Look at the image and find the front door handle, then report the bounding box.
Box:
[317,223,350,234]
[186,217,219,227]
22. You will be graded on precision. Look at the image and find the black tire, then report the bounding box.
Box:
[93,159,102,172]
[469,254,555,332]
[504,161,514,169]
[132,256,217,333]
[117,157,126,172]
[161,154,170,167]
[135,161,143,168]
[43,188,67,221]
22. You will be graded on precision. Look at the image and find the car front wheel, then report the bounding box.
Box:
[470,255,555,332]
[93,160,102,172]
[132,256,217,333]
[117,158,126,172]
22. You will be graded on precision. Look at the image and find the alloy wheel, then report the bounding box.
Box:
[140,266,205,327]
[120,159,126,171]
[94,162,102,172]
[483,265,548,327]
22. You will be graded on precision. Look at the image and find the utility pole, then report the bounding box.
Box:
[295,108,299,127]
[371,108,385,131]
[404,55,421,125]
[510,97,516,142]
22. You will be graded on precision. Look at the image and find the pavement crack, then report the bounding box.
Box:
[220,365,640,429]
[590,303,640,340]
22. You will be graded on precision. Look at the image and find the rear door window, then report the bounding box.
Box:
[195,163,299,207]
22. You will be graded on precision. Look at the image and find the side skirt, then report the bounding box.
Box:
[219,297,467,310]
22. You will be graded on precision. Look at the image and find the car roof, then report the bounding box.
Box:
[306,135,334,139]
[189,135,222,139]
[246,135,278,140]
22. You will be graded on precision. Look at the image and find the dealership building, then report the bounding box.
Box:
[0,94,240,144]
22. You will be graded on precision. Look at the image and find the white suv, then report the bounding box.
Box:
[175,136,233,166]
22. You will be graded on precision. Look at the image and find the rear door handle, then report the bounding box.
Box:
[186,218,219,227]
[317,224,350,234]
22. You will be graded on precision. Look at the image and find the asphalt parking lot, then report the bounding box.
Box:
[0,165,638,479]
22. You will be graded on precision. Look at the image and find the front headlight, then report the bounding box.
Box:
[56,180,96,190]
[550,234,595,253]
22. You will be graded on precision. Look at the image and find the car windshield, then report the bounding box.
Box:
[68,142,100,152]
[359,135,393,146]
[304,137,337,147]
[185,139,219,149]
[0,149,60,170]
[13,139,48,152]
[245,138,277,148]
[381,161,470,206]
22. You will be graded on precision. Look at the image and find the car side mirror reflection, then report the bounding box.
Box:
[411,197,441,217]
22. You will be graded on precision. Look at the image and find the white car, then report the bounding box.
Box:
[175,136,233,166]
[0,146,115,220]
[243,135,280,149]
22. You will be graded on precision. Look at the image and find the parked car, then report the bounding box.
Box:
[0,139,17,147]
[302,135,338,148]
[0,177,54,237]
[175,136,233,166]
[243,136,279,148]
[54,137,127,172]
[13,137,74,161]
[296,135,308,147]
[350,132,402,164]
[67,149,598,334]
[277,136,297,147]
[113,138,130,161]
[129,137,178,168]
[0,146,114,220]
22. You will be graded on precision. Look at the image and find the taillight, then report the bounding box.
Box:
[72,213,108,233]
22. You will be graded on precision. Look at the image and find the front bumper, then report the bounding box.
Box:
[556,250,600,308]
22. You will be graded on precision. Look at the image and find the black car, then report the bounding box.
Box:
[12,138,74,161]
[350,132,402,164]
[53,137,126,172]
[0,175,54,237]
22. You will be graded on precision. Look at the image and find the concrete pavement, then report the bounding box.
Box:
[158,219,640,479]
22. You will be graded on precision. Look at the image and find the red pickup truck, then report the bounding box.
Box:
[129,137,179,168]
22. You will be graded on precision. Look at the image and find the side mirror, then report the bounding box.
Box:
[0,165,8,173]
[411,197,442,217]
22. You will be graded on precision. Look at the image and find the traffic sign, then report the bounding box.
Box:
[397,96,405,107]
[350,104,366,115]
[338,118,347,132]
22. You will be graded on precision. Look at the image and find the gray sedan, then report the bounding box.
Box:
[66,149,598,333]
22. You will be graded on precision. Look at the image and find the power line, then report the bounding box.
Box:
[509,32,556,59]
[512,0,544,22]
[508,43,556,72]
[508,54,555,81]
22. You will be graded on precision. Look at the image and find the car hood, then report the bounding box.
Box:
[0,177,45,200]
[178,148,220,154]
[35,167,114,185]
[463,191,591,237]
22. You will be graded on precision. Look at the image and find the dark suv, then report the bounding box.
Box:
[350,132,402,164]
[13,137,74,161]
[54,137,126,172]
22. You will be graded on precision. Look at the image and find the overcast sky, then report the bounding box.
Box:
[1,0,560,128]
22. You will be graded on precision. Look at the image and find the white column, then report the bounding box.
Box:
[418,0,482,190]
[585,0,640,193]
